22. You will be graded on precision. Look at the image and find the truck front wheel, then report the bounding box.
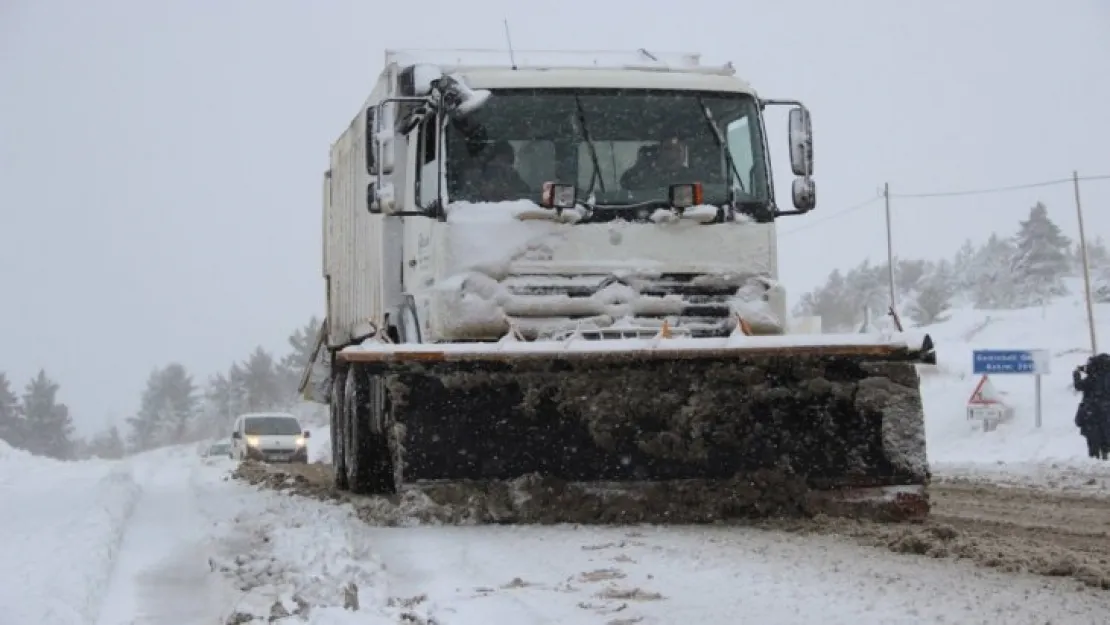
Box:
[344,365,399,495]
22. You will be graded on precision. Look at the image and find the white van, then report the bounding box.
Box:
[230,412,310,463]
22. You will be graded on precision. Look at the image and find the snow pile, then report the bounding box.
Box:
[208,475,436,624]
[918,282,1110,477]
[1,443,139,625]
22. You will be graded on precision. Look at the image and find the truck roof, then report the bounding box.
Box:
[382,48,756,95]
[458,68,754,94]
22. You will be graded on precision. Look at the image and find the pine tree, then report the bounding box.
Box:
[968,234,1019,309]
[844,260,889,320]
[1011,202,1071,307]
[88,425,125,459]
[126,364,199,451]
[127,368,164,452]
[794,269,856,332]
[950,239,977,303]
[239,347,283,412]
[155,363,198,444]
[0,372,25,449]
[282,317,322,376]
[197,372,238,439]
[894,259,930,296]
[279,317,323,402]
[21,370,74,459]
[907,260,954,326]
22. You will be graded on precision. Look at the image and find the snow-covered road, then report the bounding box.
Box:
[366,523,1108,624]
[6,439,1110,625]
[95,450,239,625]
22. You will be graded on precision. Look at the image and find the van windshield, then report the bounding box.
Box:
[244,417,301,435]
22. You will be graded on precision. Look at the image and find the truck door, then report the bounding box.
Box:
[402,115,439,341]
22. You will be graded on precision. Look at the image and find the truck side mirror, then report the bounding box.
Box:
[787,107,813,177]
[792,178,816,211]
[302,430,311,439]
[367,182,381,214]
[366,106,395,176]
[231,431,241,439]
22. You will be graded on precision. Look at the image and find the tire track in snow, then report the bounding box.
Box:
[94,455,236,625]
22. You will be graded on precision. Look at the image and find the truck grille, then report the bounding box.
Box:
[499,272,751,339]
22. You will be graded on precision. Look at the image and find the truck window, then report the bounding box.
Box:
[416,116,439,208]
[444,88,767,207]
[726,117,756,195]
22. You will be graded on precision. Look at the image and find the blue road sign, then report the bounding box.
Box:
[972,349,1048,375]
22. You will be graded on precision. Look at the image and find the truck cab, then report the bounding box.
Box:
[323,49,815,353]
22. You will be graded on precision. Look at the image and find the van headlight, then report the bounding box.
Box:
[294,436,306,447]
[246,435,261,447]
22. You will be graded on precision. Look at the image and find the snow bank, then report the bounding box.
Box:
[208,477,434,624]
[1,442,140,625]
[919,282,1110,478]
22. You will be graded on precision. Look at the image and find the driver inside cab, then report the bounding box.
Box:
[455,140,531,202]
[620,137,694,190]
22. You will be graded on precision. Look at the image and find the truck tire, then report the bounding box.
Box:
[330,367,349,491]
[344,365,399,495]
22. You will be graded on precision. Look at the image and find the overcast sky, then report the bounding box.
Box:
[2,0,1108,432]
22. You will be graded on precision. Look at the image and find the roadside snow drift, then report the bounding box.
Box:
[1,441,139,625]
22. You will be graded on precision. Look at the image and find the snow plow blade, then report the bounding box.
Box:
[338,332,935,521]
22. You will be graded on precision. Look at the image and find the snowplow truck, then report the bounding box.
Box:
[302,48,935,521]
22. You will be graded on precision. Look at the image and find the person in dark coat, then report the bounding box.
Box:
[620,137,694,190]
[454,140,531,202]
[1074,353,1110,460]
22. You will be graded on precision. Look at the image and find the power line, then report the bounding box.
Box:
[890,173,1110,199]
[776,172,1109,239]
[778,195,881,238]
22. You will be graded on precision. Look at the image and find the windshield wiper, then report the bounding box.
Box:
[695,96,745,200]
[573,95,606,197]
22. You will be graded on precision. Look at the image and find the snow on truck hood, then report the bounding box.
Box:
[416,200,786,339]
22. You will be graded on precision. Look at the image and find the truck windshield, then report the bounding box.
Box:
[444,88,768,207]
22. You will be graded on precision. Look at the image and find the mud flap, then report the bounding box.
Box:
[339,334,935,518]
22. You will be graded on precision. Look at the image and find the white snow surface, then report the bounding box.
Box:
[4,432,1110,624]
[2,441,140,625]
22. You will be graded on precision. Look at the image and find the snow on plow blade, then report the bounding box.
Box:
[339,332,936,521]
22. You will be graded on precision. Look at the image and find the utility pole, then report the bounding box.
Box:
[1073,170,1099,353]
[884,182,897,312]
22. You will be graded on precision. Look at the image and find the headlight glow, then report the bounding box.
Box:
[246,435,261,447]
[294,436,306,447]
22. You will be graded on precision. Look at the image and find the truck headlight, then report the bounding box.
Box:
[295,436,306,447]
[540,182,576,209]
[668,182,703,209]
[245,435,260,447]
